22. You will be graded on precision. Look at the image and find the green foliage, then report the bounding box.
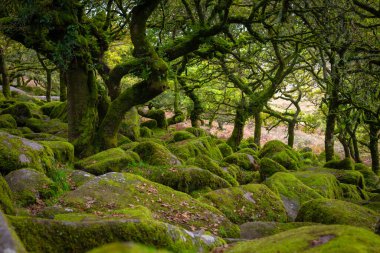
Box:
[0,175,15,214]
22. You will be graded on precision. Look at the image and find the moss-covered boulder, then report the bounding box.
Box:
[23,132,67,141]
[0,175,14,214]
[187,155,238,186]
[5,168,54,206]
[0,211,27,253]
[40,141,74,163]
[0,103,33,125]
[168,137,223,161]
[75,148,141,175]
[224,225,380,253]
[291,171,343,199]
[223,165,260,185]
[0,131,54,175]
[133,141,181,166]
[141,119,158,129]
[25,118,68,138]
[355,163,380,191]
[124,164,231,194]
[259,140,301,170]
[41,101,68,122]
[265,172,323,220]
[120,107,140,141]
[223,153,260,171]
[142,109,167,129]
[312,168,365,189]
[59,172,239,237]
[199,184,287,225]
[236,148,258,157]
[324,157,355,170]
[296,199,379,231]
[172,131,195,142]
[68,170,96,188]
[259,158,287,181]
[238,137,259,151]
[0,114,17,128]
[259,140,289,158]
[8,215,225,253]
[340,183,368,201]
[184,127,208,137]
[86,242,170,253]
[239,221,315,239]
[140,126,153,138]
[217,143,233,158]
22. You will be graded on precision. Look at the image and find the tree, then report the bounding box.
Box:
[0,0,234,156]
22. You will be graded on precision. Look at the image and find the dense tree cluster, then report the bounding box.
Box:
[0,0,379,171]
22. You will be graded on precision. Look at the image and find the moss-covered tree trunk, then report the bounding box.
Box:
[351,134,362,163]
[254,111,261,147]
[325,91,339,162]
[288,121,296,148]
[66,61,98,157]
[0,48,10,99]
[45,69,52,102]
[59,69,67,102]
[93,0,166,151]
[369,123,379,174]
[228,101,248,150]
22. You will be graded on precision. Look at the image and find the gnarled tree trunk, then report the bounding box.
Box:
[369,123,379,174]
[0,48,10,99]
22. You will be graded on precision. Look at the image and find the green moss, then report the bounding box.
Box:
[265,172,323,220]
[0,212,27,253]
[259,141,301,170]
[0,128,23,136]
[0,175,15,214]
[40,141,74,163]
[8,215,225,253]
[324,157,355,170]
[124,164,231,194]
[259,140,289,158]
[239,221,316,239]
[340,183,368,201]
[133,141,181,166]
[259,158,287,181]
[0,103,33,125]
[120,107,140,141]
[54,206,154,222]
[313,168,365,189]
[23,133,67,141]
[217,143,233,158]
[140,126,153,138]
[0,114,17,128]
[75,148,141,175]
[226,225,380,253]
[199,184,287,224]
[296,199,379,231]
[60,172,239,237]
[238,137,259,151]
[87,242,171,253]
[171,131,195,142]
[117,134,132,146]
[184,127,208,137]
[49,102,68,122]
[144,109,167,129]
[141,120,158,129]
[5,168,54,206]
[25,118,68,138]
[168,137,223,161]
[68,170,96,188]
[355,164,380,191]
[236,148,258,157]
[119,142,140,151]
[187,155,238,186]
[0,131,55,175]
[223,153,260,171]
[291,171,343,199]
[318,151,341,162]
